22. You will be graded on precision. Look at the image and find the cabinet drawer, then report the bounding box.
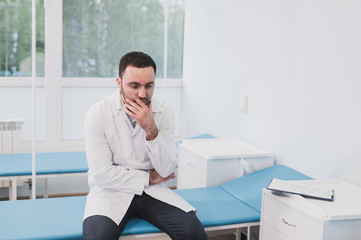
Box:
[262,193,323,240]
[261,222,290,240]
[178,149,207,181]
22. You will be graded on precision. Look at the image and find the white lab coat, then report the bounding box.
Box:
[83,90,195,225]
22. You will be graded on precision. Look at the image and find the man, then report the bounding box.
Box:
[83,52,207,240]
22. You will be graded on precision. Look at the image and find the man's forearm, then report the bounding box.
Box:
[146,125,158,141]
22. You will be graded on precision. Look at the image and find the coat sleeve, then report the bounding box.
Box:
[146,104,178,178]
[84,104,149,195]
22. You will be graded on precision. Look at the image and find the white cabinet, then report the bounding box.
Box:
[177,138,274,189]
[260,180,361,240]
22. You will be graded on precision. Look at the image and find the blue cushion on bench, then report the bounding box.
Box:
[176,133,216,148]
[122,186,260,236]
[0,151,88,176]
[175,187,259,227]
[0,164,310,239]
[220,164,312,212]
[0,196,86,240]
[0,188,259,239]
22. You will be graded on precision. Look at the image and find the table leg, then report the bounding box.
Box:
[9,180,17,201]
[44,178,48,198]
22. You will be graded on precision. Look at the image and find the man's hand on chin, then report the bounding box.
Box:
[124,96,158,140]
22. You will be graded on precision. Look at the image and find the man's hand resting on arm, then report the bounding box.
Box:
[149,169,175,184]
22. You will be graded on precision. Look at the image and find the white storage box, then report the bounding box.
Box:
[177,138,275,189]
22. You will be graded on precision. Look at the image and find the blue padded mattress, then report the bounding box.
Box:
[220,164,312,212]
[0,133,215,177]
[122,186,260,236]
[175,133,216,148]
[0,165,311,239]
[0,151,88,176]
[0,196,86,240]
[0,187,259,239]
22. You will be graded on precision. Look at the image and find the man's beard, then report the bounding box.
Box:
[121,90,150,107]
[139,97,150,106]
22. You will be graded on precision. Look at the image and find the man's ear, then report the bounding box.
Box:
[116,78,122,88]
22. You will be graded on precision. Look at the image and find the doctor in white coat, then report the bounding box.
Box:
[82,52,207,240]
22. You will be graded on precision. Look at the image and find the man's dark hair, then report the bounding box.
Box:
[118,52,157,78]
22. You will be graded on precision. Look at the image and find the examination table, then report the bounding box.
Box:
[0,164,311,240]
[0,151,88,200]
[0,134,215,201]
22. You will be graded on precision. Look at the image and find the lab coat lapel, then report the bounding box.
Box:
[116,99,135,131]
[132,122,142,137]
[118,109,133,131]
[119,109,141,137]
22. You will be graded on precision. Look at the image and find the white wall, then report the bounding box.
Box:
[182,0,361,186]
[0,87,46,141]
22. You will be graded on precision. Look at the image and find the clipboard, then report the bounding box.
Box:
[267,178,335,201]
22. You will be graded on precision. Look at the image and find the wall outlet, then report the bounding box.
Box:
[241,96,248,113]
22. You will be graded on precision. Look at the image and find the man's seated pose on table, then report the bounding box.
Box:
[82,51,207,240]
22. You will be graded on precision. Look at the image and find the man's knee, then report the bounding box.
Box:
[83,215,120,240]
[181,224,207,240]
[174,212,207,240]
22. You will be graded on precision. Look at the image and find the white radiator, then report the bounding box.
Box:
[0,119,23,154]
[0,119,24,188]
